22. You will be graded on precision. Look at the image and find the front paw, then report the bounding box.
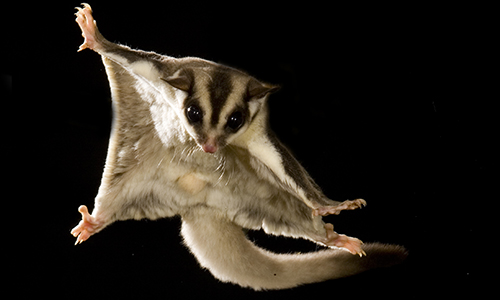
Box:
[313,198,366,216]
[75,4,98,51]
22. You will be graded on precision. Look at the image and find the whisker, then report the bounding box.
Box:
[224,159,233,186]
[187,144,200,158]
[170,147,178,164]
[157,156,165,168]
[213,151,229,187]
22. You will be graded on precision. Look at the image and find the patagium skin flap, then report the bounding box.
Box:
[71,3,407,290]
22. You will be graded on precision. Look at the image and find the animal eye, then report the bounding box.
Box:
[226,111,244,131]
[186,105,203,124]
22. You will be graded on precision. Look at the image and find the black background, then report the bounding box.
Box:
[14,1,491,298]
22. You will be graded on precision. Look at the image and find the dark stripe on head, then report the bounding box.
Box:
[209,68,233,126]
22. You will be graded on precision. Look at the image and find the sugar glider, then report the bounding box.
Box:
[71,4,407,290]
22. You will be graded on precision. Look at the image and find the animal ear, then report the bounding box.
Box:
[247,78,280,100]
[161,69,193,92]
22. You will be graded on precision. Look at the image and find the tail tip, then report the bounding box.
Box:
[361,242,409,268]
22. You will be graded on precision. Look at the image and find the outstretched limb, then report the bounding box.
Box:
[75,3,116,53]
[70,205,105,245]
[75,3,103,52]
[75,4,166,83]
[313,198,367,217]
[321,223,366,257]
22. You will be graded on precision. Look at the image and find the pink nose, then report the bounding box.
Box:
[202,143,217,153]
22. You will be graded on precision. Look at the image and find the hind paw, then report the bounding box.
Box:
[322,223,366,257]
[313,198,366,216]
[70,205,103,245]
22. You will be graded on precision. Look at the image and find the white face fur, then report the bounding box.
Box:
[162,65,278,153]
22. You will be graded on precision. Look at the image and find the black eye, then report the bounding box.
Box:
[226,111,244,131]
[186,105,203,124]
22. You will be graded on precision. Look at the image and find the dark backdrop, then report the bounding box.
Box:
[17,2,490,298]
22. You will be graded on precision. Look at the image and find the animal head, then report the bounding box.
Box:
[161,62,279,153]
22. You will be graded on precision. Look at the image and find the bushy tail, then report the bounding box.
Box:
[180,212,408,290]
